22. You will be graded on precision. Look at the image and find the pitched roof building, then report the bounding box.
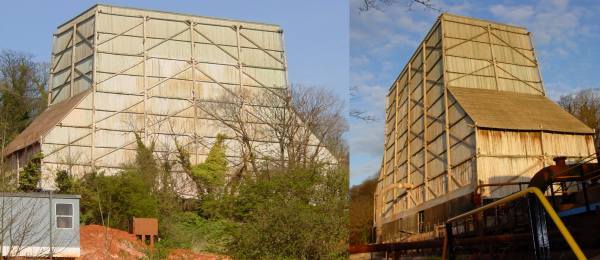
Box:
[374,13,595,242]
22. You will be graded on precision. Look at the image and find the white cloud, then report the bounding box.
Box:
[351,55,370,68]
[488,0,590,58]
[434,0,475,14]
[349,84,387,164]
[348,0,477,184]
[350,121,385,158]
[489,4,534,23]
[351,83,388,116]
[396,15,430,33]
[542,0,569,10]
[351,71,375,85]
[350,156,381,185]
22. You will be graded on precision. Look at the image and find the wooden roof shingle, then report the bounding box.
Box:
[449,87,594,134]
[3,90,90,156]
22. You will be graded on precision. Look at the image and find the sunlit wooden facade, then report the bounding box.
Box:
[374,13,595,242]
[4,5,333,191]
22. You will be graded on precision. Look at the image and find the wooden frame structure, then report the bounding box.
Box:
[4,5,333,190]
[374,13,595,243]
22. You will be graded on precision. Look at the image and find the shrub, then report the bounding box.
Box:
[157,211,234,255]
[229,166,348,259]
[76,170,159,229]
[55,170,74,193]
[18,152,42,191]
[190,134,228,196]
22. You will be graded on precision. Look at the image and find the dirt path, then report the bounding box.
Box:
[79,224,229,260]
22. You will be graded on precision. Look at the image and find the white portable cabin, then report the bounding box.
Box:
[0,192,80,258]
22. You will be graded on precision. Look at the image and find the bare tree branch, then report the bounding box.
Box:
[350,85,378,122]
[360,0,443,12]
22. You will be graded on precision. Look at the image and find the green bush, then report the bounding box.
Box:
[73,131,348,259]
[55,170,74,193]
[229,166,348,259]
[157,211,234,254]
[76,170,159,229]
[18,152,42,191]
[191,134,227,195]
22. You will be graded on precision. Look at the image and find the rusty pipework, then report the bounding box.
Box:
[529,156,599,193]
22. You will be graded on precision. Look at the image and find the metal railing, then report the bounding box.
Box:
[443,187,586,260]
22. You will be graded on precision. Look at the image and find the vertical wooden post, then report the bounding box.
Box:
[473,126,479,189]
[143,16,148,141]
[91,9,99,170]
[279,29,289,87]
[190,20,198,164]
[70,23,77,98]
[528,32,545,95]
[422,42,429,202]
[407,63,412,207]
[487,24,499,91]
[393,80,400,215]
[540,131,545,169]
[48,34,57,107]
[382,95,389,215]
[236,25,244,93]
[441,17,453,193]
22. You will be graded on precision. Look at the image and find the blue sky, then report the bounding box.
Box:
[349,0,600,185]
[0,1,348,99]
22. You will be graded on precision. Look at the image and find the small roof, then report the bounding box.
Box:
[3,90,90,156]
[449,87,594,134]
[0,192,81,199]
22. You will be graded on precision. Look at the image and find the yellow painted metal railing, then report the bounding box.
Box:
[446,187,586,260]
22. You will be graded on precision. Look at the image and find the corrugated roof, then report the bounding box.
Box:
[449,87,594,134]
[3,90,90,156]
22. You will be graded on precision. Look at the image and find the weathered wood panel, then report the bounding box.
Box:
[375,13,595,243]
[476,129,596,198]
[441,13,543,95]
[36,5,334,189]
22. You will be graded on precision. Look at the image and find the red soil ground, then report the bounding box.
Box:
[78,224,228,260]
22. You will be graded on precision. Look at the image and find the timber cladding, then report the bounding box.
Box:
[5,4,335,190]
[374,13,596,243]
[379,193,473,242]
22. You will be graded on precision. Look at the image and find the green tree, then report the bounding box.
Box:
[349,175,378,244]
[191,134,227,195]
[54,170,74,193]
[558,90,600,152]
[0,50,48,145]
[133,132,159,187]
[18,152,43,191]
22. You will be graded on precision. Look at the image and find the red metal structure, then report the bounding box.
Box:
[352,155,600,259]
[131,217,158,249]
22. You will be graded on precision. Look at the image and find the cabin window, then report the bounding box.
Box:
[56,203,73,229]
